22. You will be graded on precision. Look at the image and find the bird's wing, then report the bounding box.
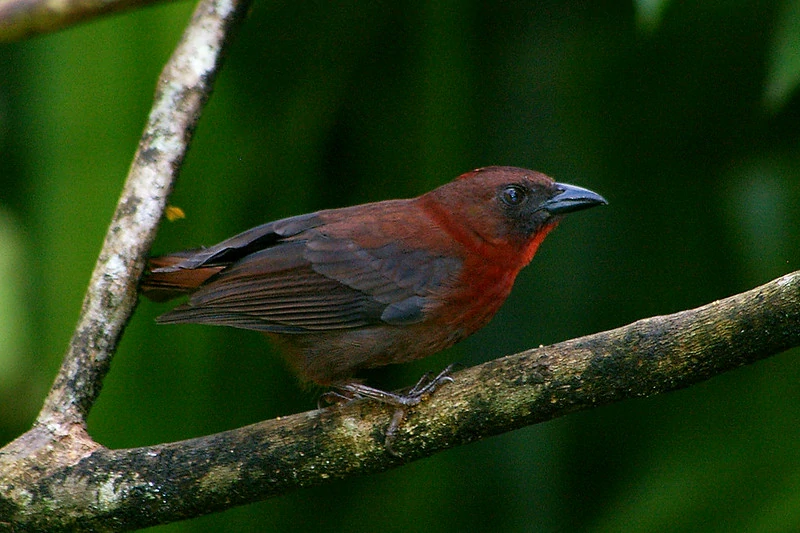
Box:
[156,228,461,333]
[151,212,323,272]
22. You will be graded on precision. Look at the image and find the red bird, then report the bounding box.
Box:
[142,166,605,403]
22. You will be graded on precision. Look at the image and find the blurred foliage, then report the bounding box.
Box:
[634,0,671,31]
[2,0,800,531]
[764,0,800,111]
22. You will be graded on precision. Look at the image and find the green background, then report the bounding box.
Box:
[3,0,800,531]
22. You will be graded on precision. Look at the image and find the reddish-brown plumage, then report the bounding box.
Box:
[141,166,606,386]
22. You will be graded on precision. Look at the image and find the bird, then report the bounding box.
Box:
[141,166,606,407]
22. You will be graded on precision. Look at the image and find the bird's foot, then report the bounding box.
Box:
[335,364,455,407]
[323,364,456,454]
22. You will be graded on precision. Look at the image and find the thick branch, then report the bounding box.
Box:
[2,270,798,531]
[0,0,176,42]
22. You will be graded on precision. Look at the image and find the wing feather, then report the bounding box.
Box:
[156,215,462,333]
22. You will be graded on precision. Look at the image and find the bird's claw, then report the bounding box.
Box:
[323,364,456,455]
[405,365,455,401]
[334,363,456,408]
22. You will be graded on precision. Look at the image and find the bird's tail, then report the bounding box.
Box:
[140,251,223,302]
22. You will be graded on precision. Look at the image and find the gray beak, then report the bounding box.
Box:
[542,182,608,215]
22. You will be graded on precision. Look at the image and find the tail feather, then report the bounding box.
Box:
[140,252,223,302]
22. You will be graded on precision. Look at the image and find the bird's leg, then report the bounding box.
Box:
[327,364,456,454]
[384,408,407,455]
[317,389,356,409]
[335,364,455,407]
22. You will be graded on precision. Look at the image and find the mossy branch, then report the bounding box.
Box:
[2,271,799,531]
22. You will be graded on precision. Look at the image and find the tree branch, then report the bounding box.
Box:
[0,0,178,42]
[0,0,249,513]
[35,0,247,431]
[2,271,799,530]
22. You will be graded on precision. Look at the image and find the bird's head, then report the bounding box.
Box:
[427,166,607,254]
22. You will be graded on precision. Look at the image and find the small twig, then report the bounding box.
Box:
[0,0,178,42]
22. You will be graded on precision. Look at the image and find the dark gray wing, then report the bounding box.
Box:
[156,228,462,333]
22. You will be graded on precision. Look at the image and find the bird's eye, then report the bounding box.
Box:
[500,185,526,206]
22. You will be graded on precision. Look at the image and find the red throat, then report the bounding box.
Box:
[520,221,559,265]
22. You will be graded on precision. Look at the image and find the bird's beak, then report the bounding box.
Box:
[542,183,608,215]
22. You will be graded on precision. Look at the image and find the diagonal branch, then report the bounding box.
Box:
[1,271,799,530]
[25,0,250,447]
